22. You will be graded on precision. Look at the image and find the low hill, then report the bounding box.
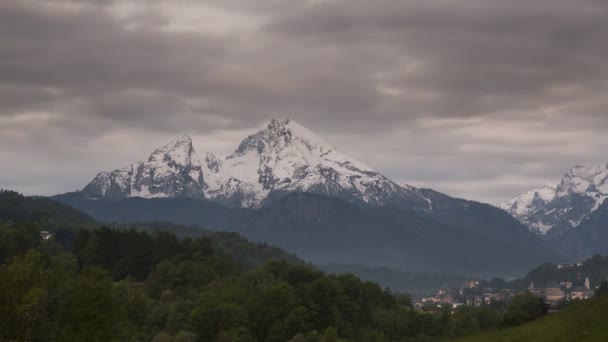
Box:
[0,190,96,230]
[457,295,608,342]
[1,191,303,269]
[108,221,306,268]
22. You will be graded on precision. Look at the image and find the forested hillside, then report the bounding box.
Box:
[3,191,607,341]
[0,189,96,229]
[0,192,441,341]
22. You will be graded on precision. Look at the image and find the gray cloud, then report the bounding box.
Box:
[1,0,607,203]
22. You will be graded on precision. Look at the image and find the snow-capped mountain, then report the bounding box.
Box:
[82,135,205,199]
[210,118,430,209]
[501,163,608,237]
[81,118,430,210]
[499,184,557,234]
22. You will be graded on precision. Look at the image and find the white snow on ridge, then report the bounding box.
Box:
[499,184,556,218]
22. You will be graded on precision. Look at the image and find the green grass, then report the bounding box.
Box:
[456,295,608,342]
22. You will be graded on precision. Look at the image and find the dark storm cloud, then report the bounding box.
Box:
[266,0,608,120]
[1,0,608,203]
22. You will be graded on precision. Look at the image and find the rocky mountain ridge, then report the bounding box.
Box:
[501,163,608,237]
[82,118,431,210]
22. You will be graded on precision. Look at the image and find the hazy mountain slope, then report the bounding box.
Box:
[320,264,481,296]
[52,192,555,277]
[550,201,608,260]
[54,192,248,231]
[416,188,553,253]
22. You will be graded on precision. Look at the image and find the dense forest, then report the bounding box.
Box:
[1,190,606,341]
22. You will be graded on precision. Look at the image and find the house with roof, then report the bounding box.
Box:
[544,281,565,303]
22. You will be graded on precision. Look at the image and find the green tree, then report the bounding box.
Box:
[174,330,199,342]
[396,293,413,308]
[501,291,548,327]
[284,306,313,338]
[0,222,41,262]
[55,267,127,341]
[595,281,608,297]
[190,300,248,341]
[321,327,340,342]
[216,327,254,342]
[473,305,501,331]
[151,332,174,342]
[246,282,299,341]
[358,329,389,342]
[0,250,55,341]
[447,306,481,338]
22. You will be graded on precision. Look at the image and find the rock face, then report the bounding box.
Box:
[82,135,205,199]
[81,118,431,210]
[501,163,608,237]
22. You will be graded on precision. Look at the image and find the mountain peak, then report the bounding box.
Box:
[148,135,196,166]
[558,162,608,197]
[267,118,324,144]
[82,134,204,199]
[233,118,330,157]
[267,117,293,129]
[174,134,193,144]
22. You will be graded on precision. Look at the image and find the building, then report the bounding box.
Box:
[40,230,54,241]
[528,281,541,297]
[570,286,593,300]
[544,281,565,303]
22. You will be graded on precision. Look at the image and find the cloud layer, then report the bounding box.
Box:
[1,0,607,203]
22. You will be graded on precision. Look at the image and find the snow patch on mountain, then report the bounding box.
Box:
[499,184,557,234]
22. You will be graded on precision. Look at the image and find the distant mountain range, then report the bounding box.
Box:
[501,163,608,260]
[52,118,561,277]
[501,163,608,238]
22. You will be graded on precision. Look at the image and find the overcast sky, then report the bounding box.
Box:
[1,0,607,204]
